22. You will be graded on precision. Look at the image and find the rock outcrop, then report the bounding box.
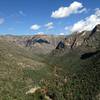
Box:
[26,34,64,53]
[55,24,100,54]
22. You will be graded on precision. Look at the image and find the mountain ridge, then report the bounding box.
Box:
[53,24,100,55]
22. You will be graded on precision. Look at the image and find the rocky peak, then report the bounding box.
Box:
[55,24,100,53]
[92,24,100,32]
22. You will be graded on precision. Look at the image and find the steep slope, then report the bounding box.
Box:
[41,24,100,100]
[54,24,100,55]
[46,49,100,100]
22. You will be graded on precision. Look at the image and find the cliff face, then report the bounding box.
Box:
[25,34,64,53]
[55,24,100,54]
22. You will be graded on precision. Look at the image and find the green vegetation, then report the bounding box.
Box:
[0,40,52,100]
[0,35,100,100]
[43,50,100,100]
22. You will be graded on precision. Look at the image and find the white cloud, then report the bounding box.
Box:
[34,32,46,35]
[65,26,69,30]
[71,8,100,32]
[30,24,40,30]
[35,32,45,35]
[51,1,86,18]
[0,17,5,25]
[45,22,54,29]
[59,33,65,35]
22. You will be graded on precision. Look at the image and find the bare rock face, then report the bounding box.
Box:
[91,24,100,34]
[26,34,64,53]
[26,34,50,47]
[55,24,100,54]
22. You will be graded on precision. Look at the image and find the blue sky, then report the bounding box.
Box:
[0,0,100,35]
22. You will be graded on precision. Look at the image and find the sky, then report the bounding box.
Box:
[0,0,100,35]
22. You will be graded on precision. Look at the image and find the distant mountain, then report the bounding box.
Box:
[0,34,64,54]
[25,34,64,53]
[0,35,32,47]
